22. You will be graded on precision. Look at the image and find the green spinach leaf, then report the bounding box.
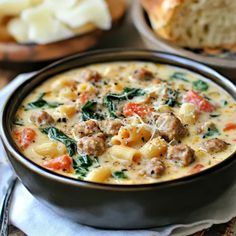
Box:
[105,87,145,117]
[112,170,128,179]
[73,155,98,179]
[107,87,145,101]
[25,93,62,110]
[164,89,180,107]
[222,100,228,106]
[81,101,104,121]
[193,80,209,91]
[209,114,221,118]
[202,127,220,139]
[170,72,189,82]
[40,126,77,156]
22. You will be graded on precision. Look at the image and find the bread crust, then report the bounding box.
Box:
[141,0,183,41]
[142,0,236,49]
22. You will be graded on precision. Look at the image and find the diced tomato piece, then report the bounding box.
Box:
[123,102,154,118]
[184,90,215,112]
[223,123,236,132]
[199,100,216,112]
[20,128,36,149]
[189,164,204,174]
[43,155,72,172]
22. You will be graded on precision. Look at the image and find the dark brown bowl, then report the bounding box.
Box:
[132,1,236,81]
[1,49,236,229]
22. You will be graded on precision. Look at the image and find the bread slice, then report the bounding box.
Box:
[142,0,236,49]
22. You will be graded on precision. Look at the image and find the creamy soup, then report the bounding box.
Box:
[12,62,236,184]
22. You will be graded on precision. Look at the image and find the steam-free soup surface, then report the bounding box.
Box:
[12,62,236,184]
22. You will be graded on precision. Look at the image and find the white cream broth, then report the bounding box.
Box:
[12,62,236,184]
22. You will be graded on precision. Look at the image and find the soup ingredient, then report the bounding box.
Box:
[81,69,101,82]
[140,137,167,159]
[86,166,111,182]
[30,111,54,126]
[190,164,204,174]
[202,126,219,139]
[81,101,104,121]
[164,88,179,107]
[156,113,188,141]
[210,114,221,118]
[105,87,145,117]
[57,105,77,118]
[34,142,64,158]
[192,80,209,92]
[167,144,195,167]
[43,154,72,172]
[179,103,198,124]
[112,170,128,179]
[170,72,189,82]
[99,119,123,136]
[223,100,228,106]
[19,127,36,149]
[201,138,228,153]
[74,120,101,138]
[141,158,165,178]
[40,126,77,157]
[223,123,236,132]
[77,134,106,156]
[184,90,215,112]
[123,102,153,118]
[73,155,94,178]
[132,68,154,80]
[25,93,62,110]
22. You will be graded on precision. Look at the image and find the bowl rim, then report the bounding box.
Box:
[1,48,236,191]
[132,1,236,69]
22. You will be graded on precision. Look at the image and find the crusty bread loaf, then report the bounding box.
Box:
[142,0,236,49]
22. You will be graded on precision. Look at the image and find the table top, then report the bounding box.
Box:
[1,2,236,236]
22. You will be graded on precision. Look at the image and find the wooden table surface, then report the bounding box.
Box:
[1,2,236,235]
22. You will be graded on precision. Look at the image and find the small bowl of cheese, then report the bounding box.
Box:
[0,0,126,66]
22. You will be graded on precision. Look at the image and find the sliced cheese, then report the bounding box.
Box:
[55,0,111,30]
[44,0,77,10]
[5,0,112,44]
[7,18,28,43]
[9,4,74,44]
